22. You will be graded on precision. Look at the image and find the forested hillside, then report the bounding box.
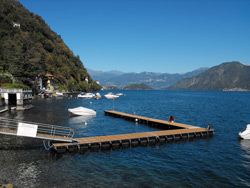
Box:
[123,83,152,90]
[0,0,101,92]
[168,62,250,91]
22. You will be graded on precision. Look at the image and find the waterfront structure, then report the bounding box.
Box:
[33,74,43,93]
[0,88,32,106]
[45,73,55,92]
[0,110,214,152]
[51,111,214,153]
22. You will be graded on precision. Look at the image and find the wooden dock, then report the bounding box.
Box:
[104,110,201,129]
[51,111,214,153]
[52,128,214,153]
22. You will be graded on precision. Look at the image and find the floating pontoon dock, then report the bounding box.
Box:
[51,111,214,153]
[52,128,213,153]
[104,110,200,129]
[0,111,214,153]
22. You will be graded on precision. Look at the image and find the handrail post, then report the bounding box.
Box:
[53,127,56,137]
[0,118,75,142]
[50,125,54,136]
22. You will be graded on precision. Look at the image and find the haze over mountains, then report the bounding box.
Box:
[88,67,209,89]
[88,62,250,91]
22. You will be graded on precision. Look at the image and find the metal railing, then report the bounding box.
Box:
[0,117,74,141]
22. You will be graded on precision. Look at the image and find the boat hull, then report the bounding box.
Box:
[77,93,95,99]
[104,95,119,99]
[239,132,250,139]
[239,124,250,139]
[68,107,96,116]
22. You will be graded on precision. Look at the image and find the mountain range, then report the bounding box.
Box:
[89,62,250,91]
[168,62,250,91]
[2,1,248,92]
[88,67,209,89]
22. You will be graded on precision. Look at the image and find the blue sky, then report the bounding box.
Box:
[19,0,250,73]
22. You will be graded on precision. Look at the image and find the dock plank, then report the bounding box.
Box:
[105,110,198,129]
[50,110,214,152]
[53,127,212,148]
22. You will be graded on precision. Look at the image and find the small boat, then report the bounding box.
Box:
[239,124,250,139]
[116,93,123,96]
[94,93,102,100]
[56,92,63,96]
[52,92,63,97]
[104,92,119,99]
[77,92,95,99]
[68,106,97,116]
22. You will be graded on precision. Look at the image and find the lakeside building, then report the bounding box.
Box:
[0,88,32,108]
[12,22,20,28]
[45,73,55,92]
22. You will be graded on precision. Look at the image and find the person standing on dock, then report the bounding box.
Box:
[207,124,211,130]
[169,116,174,122]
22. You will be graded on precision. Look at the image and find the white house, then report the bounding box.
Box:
[13,22,20,28]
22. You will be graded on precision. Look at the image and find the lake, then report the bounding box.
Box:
[1,90,250,187]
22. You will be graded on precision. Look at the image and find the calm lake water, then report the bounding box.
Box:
[1,90,250,187]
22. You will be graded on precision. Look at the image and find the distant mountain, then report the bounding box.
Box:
[168,62,250,91]
[181,67,210,78]
[87,68,125,81]
[88,68,208,89]
[123,83,152,90]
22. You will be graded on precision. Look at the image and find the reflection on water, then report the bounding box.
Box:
[239,139,250,152]
[239,139,250,159]
[1,91,250,187]
[68,115,96,137]
[69,115,96,129]
[69,115,96,125]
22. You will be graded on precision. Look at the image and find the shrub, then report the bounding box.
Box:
[1,83,30,88]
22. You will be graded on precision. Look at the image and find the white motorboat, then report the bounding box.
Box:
[56,92,63,96]
[239,124,250,139]
[104,92,119,99]
[68,106,97,116]
[116,93,123,96]
[77,92,95,99]
[94,93,102,100]
[52,92,63,98]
